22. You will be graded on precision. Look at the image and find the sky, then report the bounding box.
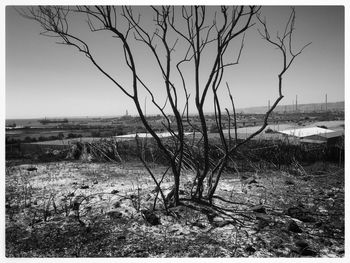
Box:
[4,3,345,119]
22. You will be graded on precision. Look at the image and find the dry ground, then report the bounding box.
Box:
[5,160,344,257]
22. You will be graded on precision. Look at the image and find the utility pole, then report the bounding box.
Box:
[325,93,328,111]
[295,95,298,112]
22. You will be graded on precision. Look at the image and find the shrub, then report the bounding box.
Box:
[265,128,275,133]
[209,124,219,133]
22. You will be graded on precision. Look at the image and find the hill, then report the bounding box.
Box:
[239,101,344,114]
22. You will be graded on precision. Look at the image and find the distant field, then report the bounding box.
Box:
[18,120,344,148]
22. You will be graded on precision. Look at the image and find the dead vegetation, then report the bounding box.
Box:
[6,158,344,257]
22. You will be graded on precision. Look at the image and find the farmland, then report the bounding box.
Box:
[6,110,344,145]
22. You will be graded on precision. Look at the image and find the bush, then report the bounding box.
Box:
[115,125,126,136]
[91,131,101,137]
[58,132,64,140]
[209,124,219,133]
[24,136,34,142]
[265,128,275,133]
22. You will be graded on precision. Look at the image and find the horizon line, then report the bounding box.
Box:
[6,100,345,120]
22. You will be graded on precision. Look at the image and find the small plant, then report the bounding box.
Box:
[265,127,275,133]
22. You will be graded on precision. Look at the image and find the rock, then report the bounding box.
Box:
[141,210,161,226]
[112,201,121,208]
[80,185,89,189]
[245,245,256,253]
[255,213,270,221]
[299,247,317,257]
[106,210,123,219]
[215,221,231,228]
[72,196,85,210]
[294,238,317,256]
[152,186,160,193]
[286,206,316,222]
[68,210,78,218]
[26,167,37,172]
[206,212,219,224]
[111,189,119,194]
[287,220,302,233]
[254,218,269,231]
[319,237,333,246]
[251,205,266,214]
[314,221,323,228]
[337,249,345,255]
[241,174,250,180]
[285,178,295,185]
[93,180,98,184]
[212,217,231,228]
[295,239,309,249]
[179,189,186,195]
[246,177,258,184]
[129,194,137,199]
[327,197,335,206]
[192,221,206,229]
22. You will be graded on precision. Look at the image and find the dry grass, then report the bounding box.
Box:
[5,160,344,257]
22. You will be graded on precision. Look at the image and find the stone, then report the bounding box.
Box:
[129,194,137,199]
[246,177,258,184]
[285,178,295,185]
[111,189,119,194]
[179,189,186,195]
[287,206,316,223]
[141,210,161,226]
[299,247,317,256]
[212,217,231,228]
[255,213,270,221]
[80,185,89,189]
[314,221,323,228]
[68,210,78,218]
[26,167,38,172]
[294,238,309,248]
[255,218,269,231]
[287,220,302,233]
[71,196,85,210]
[192,221,206,229]
[112,201,121,208]
[106,210,123,219]
[245,245,256,253]
[251,205,266,214]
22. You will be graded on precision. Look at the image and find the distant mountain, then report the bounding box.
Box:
[238,101,344,114]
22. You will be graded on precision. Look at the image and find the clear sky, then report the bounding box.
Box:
[5,3,345,119]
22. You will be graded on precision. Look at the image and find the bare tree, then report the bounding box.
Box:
[20,6,309,208]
